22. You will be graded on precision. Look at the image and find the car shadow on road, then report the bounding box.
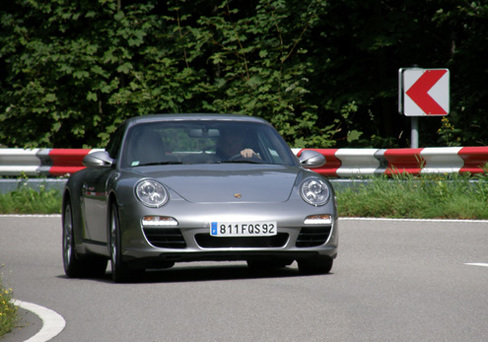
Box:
[141,263,303,283]
[59,262,332,284]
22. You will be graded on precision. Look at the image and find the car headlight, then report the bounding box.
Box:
[300,178,330,206]
[135,179,168,208]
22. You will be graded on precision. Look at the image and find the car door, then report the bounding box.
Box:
[81,125,125,244]
[81,167,113,244]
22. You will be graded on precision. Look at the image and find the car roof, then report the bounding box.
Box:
[125,114,269,127]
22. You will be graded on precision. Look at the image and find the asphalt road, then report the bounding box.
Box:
[1,216,487,342]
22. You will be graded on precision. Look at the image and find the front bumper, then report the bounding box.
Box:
[117,199,338,268]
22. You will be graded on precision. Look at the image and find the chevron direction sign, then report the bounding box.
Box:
[399,68,450,116]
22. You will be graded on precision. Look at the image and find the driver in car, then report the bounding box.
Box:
[217,129,260,160]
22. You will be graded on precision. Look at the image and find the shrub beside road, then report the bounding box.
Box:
[339,173,488,220]
[0,265,17,338]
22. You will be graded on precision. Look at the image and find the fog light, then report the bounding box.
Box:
[304,214,332,225]
[142,216,178,227]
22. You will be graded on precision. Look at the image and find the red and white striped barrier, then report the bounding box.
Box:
[1,147,488,177]
[294,146,488,177]
[0,148,102,176]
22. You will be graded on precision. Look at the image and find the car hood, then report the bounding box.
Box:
[132,164,301,203]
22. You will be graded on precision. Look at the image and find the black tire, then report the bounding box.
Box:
[110,202,139,283]
[63,199,107,278]
[298,256,333,275]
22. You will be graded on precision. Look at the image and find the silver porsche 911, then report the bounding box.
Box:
[62,114,338,282]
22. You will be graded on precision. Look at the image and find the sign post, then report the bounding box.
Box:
[399,68,450,148]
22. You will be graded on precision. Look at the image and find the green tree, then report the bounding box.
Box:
[307,0,488,147]
[1,0,487,149]
[433,1,488,145]
[0,0,206,147]
[192,0,338,147]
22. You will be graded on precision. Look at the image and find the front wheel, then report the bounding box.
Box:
[63,199,107,278]
[298,256,333,275]
[110,202,140,283]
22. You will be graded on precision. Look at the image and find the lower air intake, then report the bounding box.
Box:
[195,233,289,248]
[143,228,187,249]
[296,227,331,247]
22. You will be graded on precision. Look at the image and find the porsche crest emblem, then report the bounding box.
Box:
[234,193,242,198]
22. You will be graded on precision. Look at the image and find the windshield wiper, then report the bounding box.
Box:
[218,160,263,164]
[136,161,183,166]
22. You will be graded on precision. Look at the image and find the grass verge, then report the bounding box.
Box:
[337,173,488,219]
[0,184,61,214]
[0,265,17,338]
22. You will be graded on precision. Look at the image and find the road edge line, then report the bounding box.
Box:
[13,300,66,342]
[464,263,488,268]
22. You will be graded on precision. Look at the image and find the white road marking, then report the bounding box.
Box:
[13,300,66,342]
[464,263,488,268]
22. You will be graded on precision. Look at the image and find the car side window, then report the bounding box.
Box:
[106,125,125,160]
[256,128,296,165]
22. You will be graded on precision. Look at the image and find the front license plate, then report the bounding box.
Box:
[210,221,277,237]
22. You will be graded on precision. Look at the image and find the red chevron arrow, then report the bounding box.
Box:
[406,69,447,115]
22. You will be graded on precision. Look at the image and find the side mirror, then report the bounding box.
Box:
[299,150,326,168]
[83,151,114,168]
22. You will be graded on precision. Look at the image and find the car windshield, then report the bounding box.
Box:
[120,120,298,167]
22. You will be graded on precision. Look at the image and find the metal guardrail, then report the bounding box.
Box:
[1,146,488,178]
[0,148,102,177]
[1,146,487,194]
[292,146,488,177]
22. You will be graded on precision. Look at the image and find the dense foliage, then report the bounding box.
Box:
[0,0,487,149]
